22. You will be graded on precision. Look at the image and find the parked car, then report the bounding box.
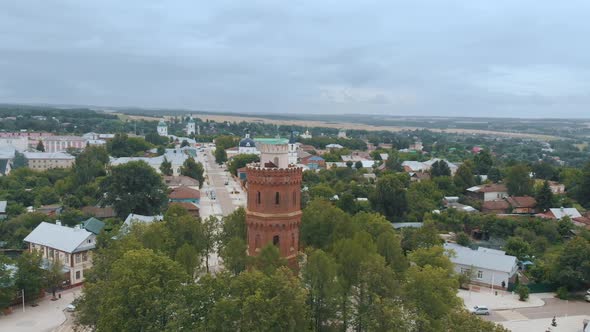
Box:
[585,289,590,302]
[66,303,76,312]
[469,305,490,315]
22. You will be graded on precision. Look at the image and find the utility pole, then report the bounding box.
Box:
[22,289,25,312]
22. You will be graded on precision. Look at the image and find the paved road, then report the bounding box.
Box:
[200,148,237,216]
[484,298,590,322]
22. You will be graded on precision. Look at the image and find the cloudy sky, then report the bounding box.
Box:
[1,1,589,118]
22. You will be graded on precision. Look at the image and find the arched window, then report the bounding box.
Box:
[273,235,280,246]
[257,191,261,205]
[293,190,296,207]
[255,234,261,249]
[275,192,280,205]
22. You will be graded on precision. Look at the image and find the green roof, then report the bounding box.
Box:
[83,217,105,235]
[253,138,289,145]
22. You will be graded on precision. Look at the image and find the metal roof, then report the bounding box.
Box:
[24,222,95,253]
[444,243,517,274]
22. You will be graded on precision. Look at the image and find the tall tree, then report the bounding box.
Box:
[72,146,109,185]
[12,151,27,169]
[535,180,554,212]
[201,216,219,274]
[227,154,259,176]
[407,180,443,221]
[473,149,493,174]
[488,167,502,183]
[175,243,200,279]
[384,149,402,171]
[180,158,205,188]
[376,231,408,274]
[35,140,45,152]
[303,249,339,332]
[370,174,407,220]
[214,147,227,165]
[506,164,534,196]
[14,251,44,302]
[430,160,451,177]
[159,157,173,176]
[102,161,168,217]
[251,244,287,275]
[45,259,64,299]
[454,161,476,191]
[80,249,187,331]
[0,255,15,310]
[220,237,247,276]
[576,162,590,208]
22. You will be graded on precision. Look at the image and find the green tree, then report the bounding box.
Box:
[309,184,336,200]
[214,147,227,164]
[442,311,510,331]
[36,140,45,152]
[72,146,109,185]
[202,216,219,273]
[376,231,407,274]
[0,255,15,310]
[430,160,451,177]
[553,236,590,290]
[301,200,351,249]
[45,259,64,299]
[354,160,363,170]
[403,265,460,331]
[345,160,353,168]
[370,174,407,220]
[535,180,554,212]
[384,150,402,171]
[12,151,27,169]
[407,180,443,221]
[14,251,44,302]
[303,249,339,331]
[107,133,153,157]
[252,244,287,275]
[504,237,532,260]
[180,158,205,188]
[175,243,200,279]
[180,140,189,148]
[103,161,168,217]
[218,207,246,246]
[456,232,471,247]
[532,162,557,180]
[409,245,454,274]
[78,249,187,331]
[506,164,534,196]
[227,154,259,176]
[488,167,502,183]
[454,161,476,191]
[517,284,530,301]
[159,157,173,176]
[220,237,247,275]
[576,162,590,207]
[474,149,493,174]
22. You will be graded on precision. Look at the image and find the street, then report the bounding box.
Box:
[484,297,590,323]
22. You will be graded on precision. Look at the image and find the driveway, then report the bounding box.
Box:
[0,287,82,332]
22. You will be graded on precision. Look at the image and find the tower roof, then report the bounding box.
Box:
[239,137,256,148]
[188,117,195,123]
[158,120,167,127]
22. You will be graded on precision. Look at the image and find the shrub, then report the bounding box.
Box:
[556,286,569,300]
[517,285,530,301]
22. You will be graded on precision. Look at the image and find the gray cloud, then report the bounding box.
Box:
[1,0,589,117]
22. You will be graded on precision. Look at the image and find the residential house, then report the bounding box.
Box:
[24,222,96,286]
[300,155,325,170]
[466,184,508,202]
[41,136,87,152]
[402,161,428,173]
[444,243,518,288]
[537,207,582,220]
[163,175,200,188]
[548,181,566,194]
[409,172,431,182]
[36,204,63,216]
[80,206,117,219]
[0,201,7,220]
[23,152,75,171]
[121,213,164,233]
[170,202,200,218]
[423,158,459,175]
[169,186,201,204]
[443,197,477,213]
[110,149,188,176]
[505,196,537,214]
[325,143,343,149]
[482,200,510,214]
[82,217,105,235]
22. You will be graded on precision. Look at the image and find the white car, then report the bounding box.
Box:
[66,303,76,312]
[469,305,490,315]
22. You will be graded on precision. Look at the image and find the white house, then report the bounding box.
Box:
[444,243,518,288]
[110,149,188,176]
[0,200,7,220]
[24,222,96,285]
[466,184,509,202]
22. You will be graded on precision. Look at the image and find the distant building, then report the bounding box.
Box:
[300,155,325,170]
[300,129,312,139]
[466,184,508,202]
[169,185,201,205]
[121,214,163,233]
[23,152,75,171]
[82,217,105,235]
[444,243,518,288]
[238,131,258,155]
[288,132,299,165]
[110,149,188,176]
[169,202,200,218]
[0,200,7,220]
[409,141,423,151]
[505,196,537,214]
[163,175,200,188]
[157,119,168,136]
[337,129,347,138]
[186,116,196,135]
[41,136,87,152]
[0,136,28,152]
[537,207,582,220]
[325,143,343,149]
[24,222,97,286]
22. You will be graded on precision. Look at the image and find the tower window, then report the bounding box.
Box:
[275,192,280,205]
[255,234,261,249]
[293,191,296,207]
[257,191,261,205]
[273,235,280,246]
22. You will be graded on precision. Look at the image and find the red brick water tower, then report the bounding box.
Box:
[245,139,302,264]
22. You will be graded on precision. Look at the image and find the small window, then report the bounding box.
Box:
[275,192,280,205]
[257,191,261,205]
[477,270,483,279]
[273,235,280,246]
[293,191,296,207]
[75,271,81,280]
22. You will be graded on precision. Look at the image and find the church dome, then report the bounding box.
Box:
[239,137,256,148]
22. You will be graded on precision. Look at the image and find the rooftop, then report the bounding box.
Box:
[254,138,289,145]
[467,183,508,193]
[169,186,201,200]
[444,243,517,273]
[24,222,95,253]
[549,207,582,219]
[82,217,105,235]
[23,152,75,160]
